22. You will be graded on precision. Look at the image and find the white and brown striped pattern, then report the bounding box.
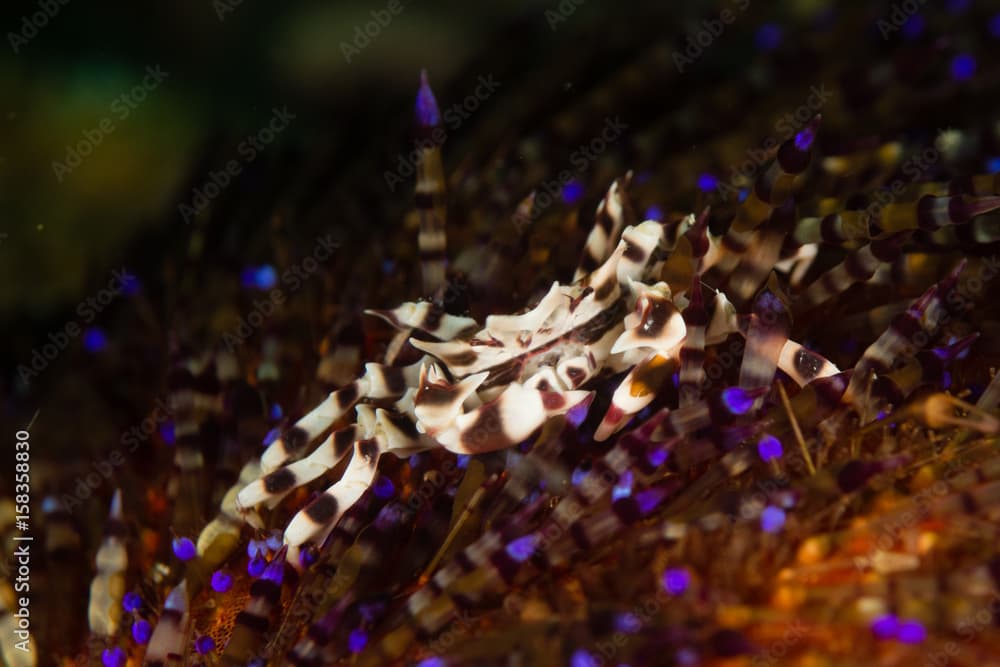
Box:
[87,489,127,638]
[366,302,478,341]
[573,175,635,282]
[143,581,188,666]
[284,437,388,569]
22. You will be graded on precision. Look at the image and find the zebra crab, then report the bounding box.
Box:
[231,71,1000,573]
[234,179,844,572]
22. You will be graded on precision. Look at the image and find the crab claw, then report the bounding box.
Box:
[595,352,673,441]
[414,363,488,435]
[611,283,685,355]
[436,383,592,454]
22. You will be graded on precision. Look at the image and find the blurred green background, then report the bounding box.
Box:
[0,0,575,318]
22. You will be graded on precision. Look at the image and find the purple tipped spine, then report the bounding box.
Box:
[261,547,287,584]
[415,70,442,128]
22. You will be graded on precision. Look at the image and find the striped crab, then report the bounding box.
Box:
[77,62,1000,665]
[231,75,857,571]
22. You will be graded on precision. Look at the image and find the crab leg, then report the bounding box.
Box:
[285,436,387,570]
[365,301,478,340]
[413,363,489,435]
[261,378,370,472]
[573,174,635,282]
[798,232,910,309]
[260,358,426,472]
[239,425,361,511]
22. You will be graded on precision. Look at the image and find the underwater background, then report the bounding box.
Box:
[4,0,1000,665]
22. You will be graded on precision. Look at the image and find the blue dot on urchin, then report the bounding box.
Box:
[159,421,175,445]
[132,618,152,644]
[644,204,664,221]
[951,53,976,81]
[254,265,277,289]
[247,555,267,578]
[102,647,126,667]
[373,475,395,499]
[721,387,753,415]
[172,536,196,561]
[210,570,233,593]
[897,619,927,644]
[901,14,924,40]
[195,635,216,654]
[83,327,108,353]
[755,23,783,51]
[570,648,599,667]
[416,658,446,667]
[870,614,898,640]
[348,628,368,653]
[760,506,786,533]
[122,591,142,612]
[562,180,584,206]
[505,535,538,563]
[757,434,783,462]
[696,172,718,192]
[662,567,691,595]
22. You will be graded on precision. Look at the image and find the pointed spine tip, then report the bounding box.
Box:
[262,546,288,584]
[415,69,441,129]
[164,581,188,612]
[110,489,123,518]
